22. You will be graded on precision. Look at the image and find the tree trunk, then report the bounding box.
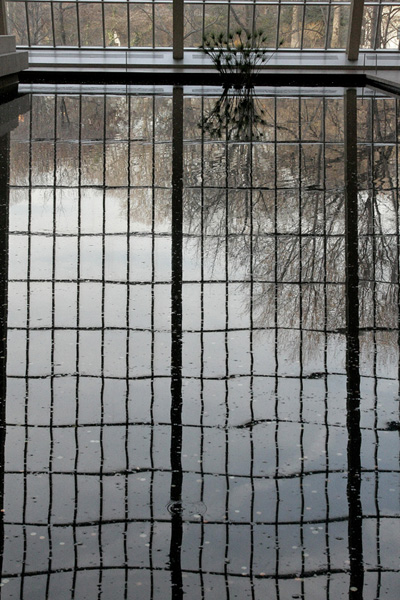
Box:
[291,6,301,48]
[331,6,341,48]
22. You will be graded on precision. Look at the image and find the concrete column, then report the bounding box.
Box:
[346,0,365,61]
[0,0,8,36]
[173,0,184,60]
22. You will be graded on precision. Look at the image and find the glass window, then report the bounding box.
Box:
[255,5,278,48]
[303,5,328,49]
[203,3,229,38]
[328,4,350,49]
[54,2,79,46]
[184,3,202,48]
[27,1,54,46]
[6,1,29,45]
[378,6,400,49]
[105,2,128,47]
[78,2,104,46]
[279,5,304,48]
[129,3,153,47]
[4,0,400,54]
[154,3,173,47]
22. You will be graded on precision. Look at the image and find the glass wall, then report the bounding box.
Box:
[184,0,351,50]
[5,0,173,48]
[4,0,400,51]
[362,1,400,49]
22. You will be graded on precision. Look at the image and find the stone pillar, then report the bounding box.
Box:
[0,0,8,36]
[173,0,184,60]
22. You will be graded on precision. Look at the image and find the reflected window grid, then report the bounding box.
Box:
[2,90,400,597]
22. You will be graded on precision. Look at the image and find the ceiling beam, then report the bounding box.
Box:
[347,0,365,61]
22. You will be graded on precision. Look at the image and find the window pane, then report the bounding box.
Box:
[279,5,304,48]
[155,3,173,47]
[255,5,278,48]
[7,1,29,45]
[229,3,255,33]
[303,5,327,49]
[27,1,53,45]
[361,6,379,49]
[328,5,349,49]
[204,4,228,37]
[129,3,153,47]
[378,6,400,49]
[105,2,128,47]
[185,3,203,48]
[79,3,104,46]
[54,3,78,46]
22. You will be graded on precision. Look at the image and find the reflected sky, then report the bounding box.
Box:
[0,86,399,599]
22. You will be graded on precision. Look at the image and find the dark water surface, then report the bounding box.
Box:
[0,85,398,598]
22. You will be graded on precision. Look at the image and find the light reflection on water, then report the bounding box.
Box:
[0,87,398,599]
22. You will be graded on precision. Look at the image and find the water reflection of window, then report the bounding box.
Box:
[2,87,399,599]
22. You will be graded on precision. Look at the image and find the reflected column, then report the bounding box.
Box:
[0,127,9,580]
[0,92,30,584]
[344,88,363,599]
[170,86,184,600]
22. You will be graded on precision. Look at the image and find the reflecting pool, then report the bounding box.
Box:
[0,85,399,599]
